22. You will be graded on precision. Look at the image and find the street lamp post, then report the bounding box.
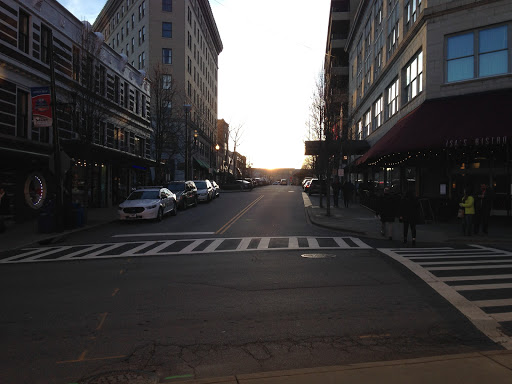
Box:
[183,104,191,180]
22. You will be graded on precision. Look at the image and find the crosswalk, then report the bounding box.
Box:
[0,236,371,264]
[379,245,512,350]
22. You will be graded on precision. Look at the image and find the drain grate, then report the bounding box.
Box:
[301,253,336,259]
[81,370,158,384]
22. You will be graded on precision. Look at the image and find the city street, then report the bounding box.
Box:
[0,185,502,383]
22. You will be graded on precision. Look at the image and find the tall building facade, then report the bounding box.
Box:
[325,1,361,140]
[0,0,152,222]
[94,0,223,181]
[345,0,512,217]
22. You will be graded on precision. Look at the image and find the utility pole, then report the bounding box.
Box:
[184,104,191,180]
[49,30,63,232]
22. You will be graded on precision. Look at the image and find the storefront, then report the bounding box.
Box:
[351,90,512,218]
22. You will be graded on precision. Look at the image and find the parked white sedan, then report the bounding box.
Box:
[118,187,177,221]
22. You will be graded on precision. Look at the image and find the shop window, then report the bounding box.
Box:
[162,74,172,89]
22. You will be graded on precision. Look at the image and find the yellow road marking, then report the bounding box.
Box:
[96,312,108,331]
[216,195,264,235]
[56,355,126,364]
[359,333,391,339]
[78,350,87,361]
[111,288,120,297]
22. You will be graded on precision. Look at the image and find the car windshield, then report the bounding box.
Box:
[195,181,207,189]
[127,190,160,200]
[168,183,185,192]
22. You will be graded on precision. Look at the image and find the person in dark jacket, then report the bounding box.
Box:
[474,183,491,235]
[332,178,340,207]
[400,190,421,246]
[377,187,396,240]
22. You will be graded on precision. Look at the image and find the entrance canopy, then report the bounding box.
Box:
[356,90,512,165]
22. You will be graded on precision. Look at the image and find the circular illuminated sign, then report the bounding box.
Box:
[24,172,47,209]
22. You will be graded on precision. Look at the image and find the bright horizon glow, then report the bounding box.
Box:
[59,0,331,169]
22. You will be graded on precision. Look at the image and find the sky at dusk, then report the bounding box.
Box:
[59,0,331,169]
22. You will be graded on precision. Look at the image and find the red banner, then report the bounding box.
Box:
[31,86,52,128]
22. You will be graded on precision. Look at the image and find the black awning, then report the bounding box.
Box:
[61,140,158,168]
[193,157,209,169]
[356,89,512,165]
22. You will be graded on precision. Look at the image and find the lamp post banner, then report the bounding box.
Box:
[31,86,52,127]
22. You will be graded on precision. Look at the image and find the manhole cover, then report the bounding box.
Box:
[81,370,158,384]
[301,253,336,259]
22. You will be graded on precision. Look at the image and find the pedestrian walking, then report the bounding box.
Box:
[399,190,421,246]
[342,180,354,208]
[474,183,491,235]
[377,187,396,240]
[459,187,475,236]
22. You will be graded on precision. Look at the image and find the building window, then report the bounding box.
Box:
[135,90,140,114]
[162,48,172,64]
[364,109,371,138]
[404,50,423,102]
[357,120,363,140]
[141,51,145,68]
[138,54,142,69]
[405,0,422,31]
[17,89,29,138]
[139,29,142,45]
[40,25,51,64]
[373,96,383,130]
[479,26,508,77]
[126,43,129,56]
[162,22,172,38]
[114,76,120,104]
[386,78,399,119]
[126,20,129,34]
[447,25,508,82]
[131,37,135,53]
[163,0,172,12]
[72,46,80,81]
[163,74,172,89]
[387,0,400,58]
[132,14,135,28]
[18,10,30,54]
[188,7,192,25]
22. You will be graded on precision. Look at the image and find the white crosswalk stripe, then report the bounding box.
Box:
[379,245,512,350]
[0,236,371,264]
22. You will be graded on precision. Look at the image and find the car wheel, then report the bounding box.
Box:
[171,202,177,216]
[156,207,164,222]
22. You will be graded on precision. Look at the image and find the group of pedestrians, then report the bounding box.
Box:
[459,184,492,236]
[332,179,355,208]
[376,188,421,246]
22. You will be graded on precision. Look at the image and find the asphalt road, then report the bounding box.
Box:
[0,185,499,383]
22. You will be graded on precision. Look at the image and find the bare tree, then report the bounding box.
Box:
[305,70,342,215]
[149,64,185,184]
[227,123,244,179]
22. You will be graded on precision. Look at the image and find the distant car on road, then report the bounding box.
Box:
[308,179,328,196]
[194,179,214,202]
[118,187,177,221]
[280,179,287,185]
[221,180,253,191]
[167,180,198,209]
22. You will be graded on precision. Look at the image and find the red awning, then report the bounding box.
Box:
[355,89,512,165]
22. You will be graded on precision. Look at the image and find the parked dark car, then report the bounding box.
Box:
[167,181,198,209]
[221,180,253,191]
[308,179,328,195]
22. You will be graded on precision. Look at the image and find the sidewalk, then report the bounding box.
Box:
[305,194,512,245]
[0,207,118,252]
[174,351,512,383]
